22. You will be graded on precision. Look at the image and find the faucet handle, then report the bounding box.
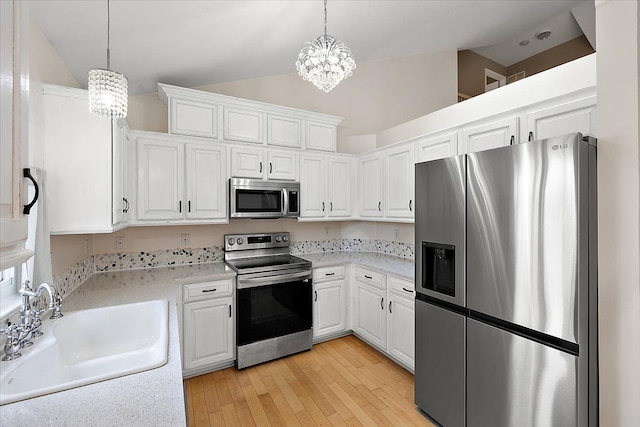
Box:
[50,293,63,319]
[1,322,23,361]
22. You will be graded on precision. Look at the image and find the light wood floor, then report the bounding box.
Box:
[184,335,434,426]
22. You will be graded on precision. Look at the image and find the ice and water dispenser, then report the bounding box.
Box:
[421,242,456,297]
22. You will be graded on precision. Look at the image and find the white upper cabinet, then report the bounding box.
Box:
[384,143,415,219]
[358,154,384,217]
[267,115,302,148]
[158,84,342,152]
[267,150,298,181]
[525,95,597,142]
[230,146,264,179]
[230,146,297,181]
[136,132,227,223]
[300,154,353,219]
[223,107,264,144]
[170,98,218,139]
[416,132,458,163]
[112,119,133,226]
[0,0,30,268]
[461,116,518,154]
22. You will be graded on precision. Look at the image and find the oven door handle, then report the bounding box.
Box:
[237,271,312,289]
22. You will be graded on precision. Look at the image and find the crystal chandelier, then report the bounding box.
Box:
[88,0,128,118]
[295,0,356,93]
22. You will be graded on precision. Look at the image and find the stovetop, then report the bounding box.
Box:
[225,253,311,275]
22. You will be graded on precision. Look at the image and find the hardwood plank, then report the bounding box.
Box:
[214,371,233,406]
[204,386,221,414]
[327,381,379,426]
[208,410,225,426]
[190,391,210,427]
[241,384,272,426]
[221,402,242,427]
[262,373,302,426]
[258,391,288,426]
[265,359,305,413]
[246,367,269,395]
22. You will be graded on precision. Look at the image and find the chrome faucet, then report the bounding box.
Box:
[0,281,63,361]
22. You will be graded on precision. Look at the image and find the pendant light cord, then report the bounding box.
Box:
[323,0,327,38]
[106,0,111,70]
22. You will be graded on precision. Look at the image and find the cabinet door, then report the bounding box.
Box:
[300,154,326,218]
[313,280,347,339]
[137,138,184,220]
[526,95,597,142]
[354,282,386,349]
[387,294,415,369]
[384,144,415,218]
[306,121,336,152]
[170,98,218,139]
[230,146,265,179]
[358,155,384,217]
[416,132,458,162]
[112,119,131,226]
[267,150,298,181]
[183,297,234,370]
[327,157,352,217]
[224,107,264,143]
[185,144,227,219]
[462,117,518,154]
[267,114,301,148]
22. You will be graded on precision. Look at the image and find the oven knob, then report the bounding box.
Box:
[282,235,289,242]
[228,238,235,246]
[275,236,282,242]
[237,238,244,245]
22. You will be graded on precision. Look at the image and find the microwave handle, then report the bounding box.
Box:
[282,188,289,216]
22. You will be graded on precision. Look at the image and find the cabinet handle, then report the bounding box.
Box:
[259,162,263,173]
[188,200,191,213]
[269,163,273,174]
[380,297,384,310]
[528,131,534,142]
[229,305,232,318]
[322,202,325,212]
[325,272,335,276]
[122,197,127,213]
[201,288,217,293]
[409,200,412,211]
[125,198,130,213]
[330,202,333,212]
[402,287,413,293]
[22,168,39,215]
[378,201,382,211]
[389,301,392,313]
[179,201,182,213]
[364,275,373,280]
[510,135,515,146]
[314,290,318,302]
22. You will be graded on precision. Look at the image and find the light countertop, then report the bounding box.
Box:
[0,262,235,427]
[298,251,415,281]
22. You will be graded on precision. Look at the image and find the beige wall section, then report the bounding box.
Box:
[506,35,595,79]
[50,235,92,276]
[596,1,640,426]
[126,50,458,153]
[341,222,414,245]
[457,50,508,97]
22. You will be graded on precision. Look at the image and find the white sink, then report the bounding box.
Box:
[0,299,169,405]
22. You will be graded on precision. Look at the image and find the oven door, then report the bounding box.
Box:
[236,271,312,348]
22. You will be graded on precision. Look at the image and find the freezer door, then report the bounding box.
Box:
[415,299,465,427]
[466,133,585,343]
[415,156,466,307]
[467,319,578,427]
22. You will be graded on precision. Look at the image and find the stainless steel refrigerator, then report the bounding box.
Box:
[414,133,598,427]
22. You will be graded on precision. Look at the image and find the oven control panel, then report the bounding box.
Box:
[225,232,290,251]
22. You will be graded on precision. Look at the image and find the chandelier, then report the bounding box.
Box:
[295,0,356,93]
[88,0,128,118]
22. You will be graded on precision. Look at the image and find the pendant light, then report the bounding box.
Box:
[295,0,356,92]
[88,0,128,118]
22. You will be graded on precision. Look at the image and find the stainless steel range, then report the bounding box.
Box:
[224,232,312,369]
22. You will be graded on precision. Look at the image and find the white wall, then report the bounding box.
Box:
[595,1,640,426]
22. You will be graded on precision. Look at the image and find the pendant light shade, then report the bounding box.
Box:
[296,0,356,92]
[88,0,128,118]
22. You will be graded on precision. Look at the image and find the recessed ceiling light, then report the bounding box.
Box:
[535,30,552,40]
[519,40,530,46]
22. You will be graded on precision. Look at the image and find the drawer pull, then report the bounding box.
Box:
[402,287,413,293]
[325,272,335,276]
[201,288,218,293]
[364,275,373,280]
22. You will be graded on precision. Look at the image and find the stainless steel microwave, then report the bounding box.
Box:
[229,178,300,219]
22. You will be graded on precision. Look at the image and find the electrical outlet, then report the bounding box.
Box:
[394,228,400,240]
[84,239,89,255]
[181,234,190,247]
[115,237,125,251]
[324,227,330,237]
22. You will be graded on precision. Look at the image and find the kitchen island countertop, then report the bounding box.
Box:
[0,262,235,427]
[298,251,415,281]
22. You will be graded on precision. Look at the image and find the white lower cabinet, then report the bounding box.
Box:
[353,267,388,349]
[181,279,235,375]
[387,276,416,370]
[312,266,347,340]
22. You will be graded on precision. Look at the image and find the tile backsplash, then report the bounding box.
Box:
[53,238,414,299]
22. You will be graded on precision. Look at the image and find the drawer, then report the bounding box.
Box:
[313,265,345,283]
[388,275,415,300]
[354,266,386,289]
[183,279,233,302]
